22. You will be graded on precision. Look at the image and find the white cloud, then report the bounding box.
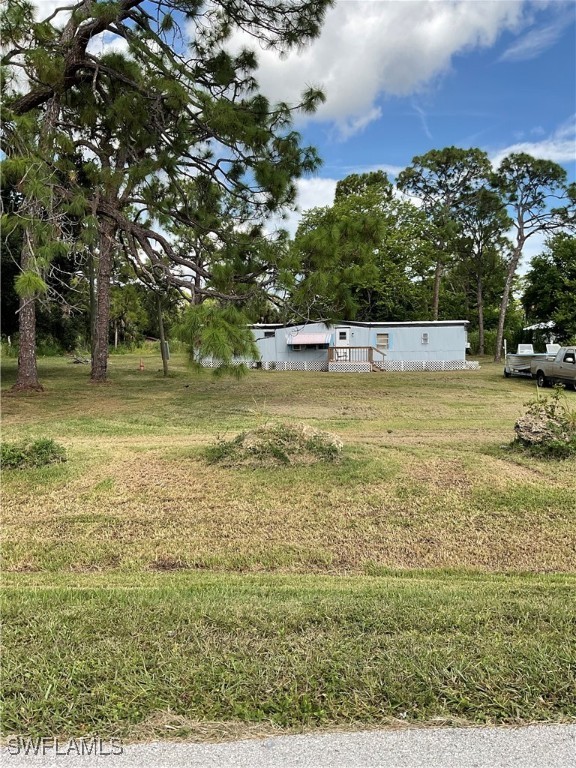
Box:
[31,1,130,55]
[34,0,73,25]
[499,13,572,61]
[226,0,531,137]
[412,103,433,140]
[490,115,576,167]
[338,107,383,140]
[268,177,337,238]
[87,32,130,58]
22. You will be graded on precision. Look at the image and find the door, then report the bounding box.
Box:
[335,327,350,361]
[558,348,576,385]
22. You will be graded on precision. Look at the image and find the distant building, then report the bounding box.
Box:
[241,320,473,373]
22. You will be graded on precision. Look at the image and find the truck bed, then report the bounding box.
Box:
[504,353,548,377]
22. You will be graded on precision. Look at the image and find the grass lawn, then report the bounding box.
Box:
[1,353,575,738]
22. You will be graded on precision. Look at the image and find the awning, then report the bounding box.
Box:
[288,333,331,346]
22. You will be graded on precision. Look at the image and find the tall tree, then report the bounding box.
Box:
[451,188,511,354]
[287,171,435,322]
[397,147,491,320]
[1,0,333,386]
[522,233,576,343]
[287,172,392,320]
[491,153,575,362]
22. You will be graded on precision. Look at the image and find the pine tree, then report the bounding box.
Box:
[397,148,492,321]
[491,154,575,362]
[1,0,333,385]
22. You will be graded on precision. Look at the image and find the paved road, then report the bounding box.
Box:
[3,724,575,767]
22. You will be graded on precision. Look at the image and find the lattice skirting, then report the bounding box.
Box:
[328,361,372,373]
[374,360,479,372]
[202,359,479,372]
[271,361,329,371]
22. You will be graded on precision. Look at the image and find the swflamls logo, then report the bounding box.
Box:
[6,737,124,756]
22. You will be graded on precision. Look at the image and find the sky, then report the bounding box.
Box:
[34,0,576,265]
[229,0,576,262]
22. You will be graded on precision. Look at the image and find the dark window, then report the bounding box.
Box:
[376,333,389,351]
[338,331,347,341]
[290,343,328,351]
[264,331,275,338]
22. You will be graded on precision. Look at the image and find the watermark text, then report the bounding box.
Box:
[7,737,123,757]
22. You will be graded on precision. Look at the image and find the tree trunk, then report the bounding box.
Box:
[91,218,116,382]
[12,236,43,392]
[157,294,169,377]
[432,260,443,321]
[476,274,485,356]
[494,244,522,363]
[11,93,62,392]
[89,251,97,357]
[12,302,43,391]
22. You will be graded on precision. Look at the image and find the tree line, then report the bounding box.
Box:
[1,0,575,391]
[289,157,575,359]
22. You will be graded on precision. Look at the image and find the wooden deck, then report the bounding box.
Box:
[328,346,386,372]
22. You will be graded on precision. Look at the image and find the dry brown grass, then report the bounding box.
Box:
[2,355,575,574]
[3,444,575,573]
[124,710,476,743]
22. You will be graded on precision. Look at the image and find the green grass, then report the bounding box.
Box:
[1,354,575,738]
[2,572,575,739]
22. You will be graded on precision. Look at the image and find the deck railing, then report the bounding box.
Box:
[327,346,386,365]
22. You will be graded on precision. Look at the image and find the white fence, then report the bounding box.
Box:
[376,360,479,372]
[202,359,480,373]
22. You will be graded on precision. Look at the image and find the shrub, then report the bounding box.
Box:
[205,422,343,467]
[513,387,576,459]
[1,438,67,470]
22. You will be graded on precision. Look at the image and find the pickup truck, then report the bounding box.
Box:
[531,347,576,390]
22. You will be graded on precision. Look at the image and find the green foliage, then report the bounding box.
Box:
[514,388,576,460]
[0,340,19,358]
[14,270,47,297]
[288,172,434,321]
[1,438,67,470]
[522,233,576,343]
[2,0,333,386]
[467,329,499,356]
[175,302,258,374]
[205,422,343,466]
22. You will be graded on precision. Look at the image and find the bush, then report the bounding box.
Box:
[0,340,18,358]
[1,438,67,470]
[513,388,576,459]
[205,422,343,467]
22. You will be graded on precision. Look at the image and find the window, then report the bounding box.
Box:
[290,344,328,351]
[264,331,275,338]
[338,331,348,341]
[376,333,389,351]
[421,332,429,345]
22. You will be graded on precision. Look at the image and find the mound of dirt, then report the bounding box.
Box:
[206,422,344,466]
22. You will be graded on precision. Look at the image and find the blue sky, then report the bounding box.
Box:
[37,0,576,263]
[229,0,575,254]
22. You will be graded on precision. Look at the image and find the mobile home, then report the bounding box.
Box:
[247,320,472,372]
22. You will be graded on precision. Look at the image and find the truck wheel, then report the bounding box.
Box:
[536,371,549,388]
[503,368,511,378]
